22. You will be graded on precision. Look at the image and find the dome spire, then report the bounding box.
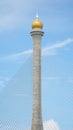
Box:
[32,14,43,29]
[36,13,39,19]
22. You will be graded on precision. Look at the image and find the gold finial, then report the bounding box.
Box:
[32,14,43,29]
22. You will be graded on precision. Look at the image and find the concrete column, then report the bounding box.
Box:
[31,29,44,130]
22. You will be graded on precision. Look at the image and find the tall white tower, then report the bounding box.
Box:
[30,15,44,130]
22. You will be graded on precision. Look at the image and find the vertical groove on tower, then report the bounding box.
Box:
[31,16,44,130]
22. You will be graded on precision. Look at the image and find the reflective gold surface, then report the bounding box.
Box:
[32,18,43,29]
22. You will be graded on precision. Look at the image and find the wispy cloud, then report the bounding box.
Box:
[0,49,32,62]
[0,38,73,62]
[42,38,73,56]
[48,38,73,49]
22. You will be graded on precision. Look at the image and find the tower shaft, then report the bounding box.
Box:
[31,30,44,130]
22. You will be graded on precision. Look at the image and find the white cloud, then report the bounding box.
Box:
[48,38,73,49]
[42,49,56,56]
[42,38,73,56]
[0,38,73,62]
[0,49,32,62]
[44,120,60,130]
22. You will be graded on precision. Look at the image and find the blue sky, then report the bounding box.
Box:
[0,0,73,130]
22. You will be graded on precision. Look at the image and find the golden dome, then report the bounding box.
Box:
[32,15,43,29]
